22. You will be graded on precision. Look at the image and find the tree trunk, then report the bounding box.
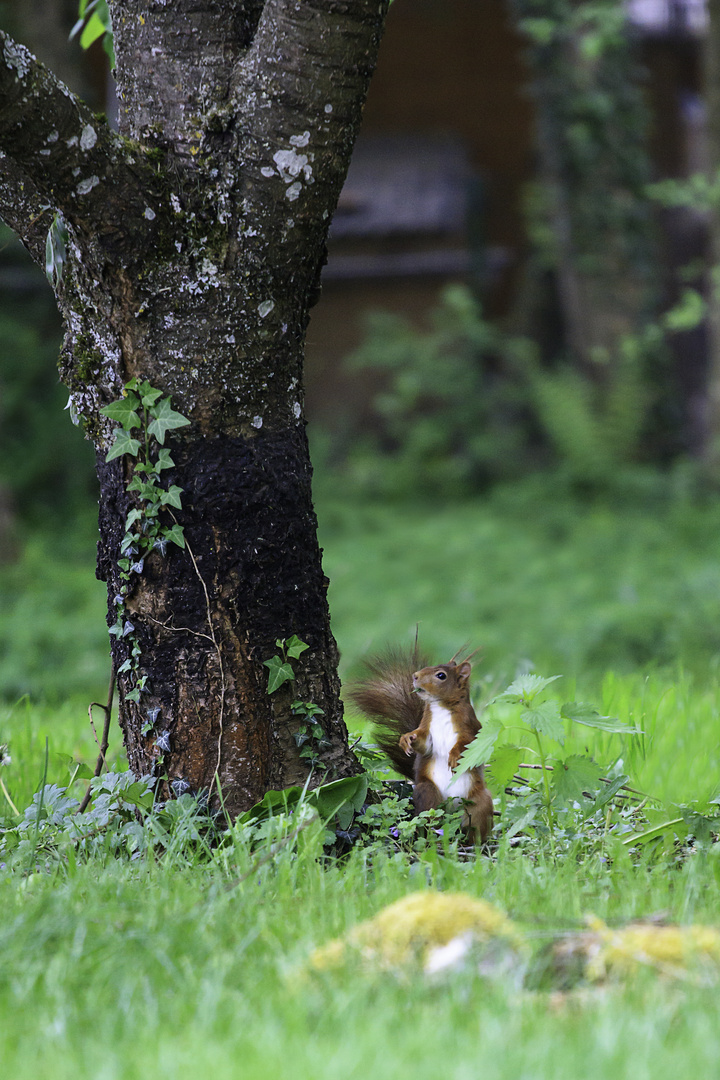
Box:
[0,0,389,816]
[704,0,720,467]
[510,0,658,368]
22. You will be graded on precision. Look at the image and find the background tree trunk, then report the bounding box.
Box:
[704,0,720,467]
[510,0,659,368]
[0,0,389,815]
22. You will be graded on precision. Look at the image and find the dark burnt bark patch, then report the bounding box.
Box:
[95,424,356,815]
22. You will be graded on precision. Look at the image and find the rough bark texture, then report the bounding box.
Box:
[0,0,389,815]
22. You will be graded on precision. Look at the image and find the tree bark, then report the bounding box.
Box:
[0,0,389,815]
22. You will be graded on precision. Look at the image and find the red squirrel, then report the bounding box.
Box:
[349,647,493,843]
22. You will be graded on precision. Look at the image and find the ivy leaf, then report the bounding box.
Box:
[159,485,184,509]
[454,717,504,776]
[285,635,309,659]
[147,397,191,444]
[551,754,603,806]
[125,508,143,529]
[155,449,175,471]
[164,524,185,549]
[136,381,164,408]
[105,430,141,462]
[494,673,561,706]
[264,655,296,694]
[524,700,565,745]
[101,397,141,430]
[561,702,643,735]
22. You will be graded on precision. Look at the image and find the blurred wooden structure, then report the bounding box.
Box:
[305,0,709,425]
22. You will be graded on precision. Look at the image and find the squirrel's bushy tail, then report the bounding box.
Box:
[348,646,427,780]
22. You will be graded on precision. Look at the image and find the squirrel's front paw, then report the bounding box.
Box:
[448,747,462,770]
[399,732,416,756]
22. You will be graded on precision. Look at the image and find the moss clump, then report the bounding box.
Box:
[309,890,523,972]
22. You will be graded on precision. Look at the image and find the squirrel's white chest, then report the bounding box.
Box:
[426,701,471,800]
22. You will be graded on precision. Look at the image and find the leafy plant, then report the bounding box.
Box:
[263,637,334,773]
[335,285,530,496]
[455,671,642,842]
[100,379,190,704]
[70,0,115,68]
[263,635,309,694]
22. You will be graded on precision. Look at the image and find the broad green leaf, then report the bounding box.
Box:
[621,817,685,847]
[285,635,309,659]
[486,745,524,792]
[159,485,184,509]
[313,775,368,829]
[561,702,643,735]
[164,524,185,549]
[678,806,720,842]
[238,775,368,827]
[591,773,630,814]
[454,717,504,775]
[155,449,175,471]
[147,397,191,444]
[101,396,141,430]
[264,655,295,694]
[136,381,163,407]
[551,754,603,806]
[505,800,543,840]
[105,430,141,462]
[79,10,106,49]
[524,700,565,744]
[494,673,561,705]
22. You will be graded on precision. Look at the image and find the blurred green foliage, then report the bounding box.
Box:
[0,224,97,523]
[320,285,672,496]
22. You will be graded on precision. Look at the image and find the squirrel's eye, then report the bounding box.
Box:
[435,671,447,681]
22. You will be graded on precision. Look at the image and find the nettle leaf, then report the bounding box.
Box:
[101,396,141,430]
[486,744,524,792]
[524,700,565,744]
[285,635,309,659]
[264,655,296,694]
[147,397,191,444]
[678,806,720,842]
[551,754,604,806]
[561,701,643,735]
[106,430,141,462]
[454,717,504,775]
[494,673,562,706]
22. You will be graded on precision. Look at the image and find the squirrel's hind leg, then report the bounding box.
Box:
[413,777,444,815]
[463,781,494,844]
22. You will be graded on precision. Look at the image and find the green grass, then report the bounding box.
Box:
[2,482,720,1077]
[1,840,720,1079]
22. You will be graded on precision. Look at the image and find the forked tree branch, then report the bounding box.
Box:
[0,31,166,260]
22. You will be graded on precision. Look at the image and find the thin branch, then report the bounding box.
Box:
[77,672,116,814]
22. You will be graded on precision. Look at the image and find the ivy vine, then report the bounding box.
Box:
[100,378,190,706]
